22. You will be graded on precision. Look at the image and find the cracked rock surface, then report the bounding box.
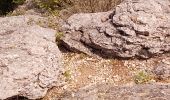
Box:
[62,83,170,100]
[153,58,170,81]
[0,15,63,99]
[61,0,170,59]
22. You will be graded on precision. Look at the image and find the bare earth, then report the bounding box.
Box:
[42,52,170,100]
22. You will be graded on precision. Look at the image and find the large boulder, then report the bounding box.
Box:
[0,15,63,99]
[61,0,170,59]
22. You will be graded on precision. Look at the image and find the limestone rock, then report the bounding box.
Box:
[61,0,170,59]
[0,15,63,99]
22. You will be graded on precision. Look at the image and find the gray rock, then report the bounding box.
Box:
[61,0,170,59]
[61,83,170,100]
[0,15,63,99]
[153,58,170,81]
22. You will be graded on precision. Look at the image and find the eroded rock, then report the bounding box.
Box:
[0,15,63,99]
[61,0,170,59]
[61,83,170,100]
[153,58,170,81]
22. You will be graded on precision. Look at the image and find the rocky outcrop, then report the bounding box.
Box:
[0,15,63,99]
[61,0,170,59]
[61,83,170,100]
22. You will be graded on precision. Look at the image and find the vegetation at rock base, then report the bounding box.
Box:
[0,0,123,16]
[63,70,72,81]
[134,70,153,84]
[34,0,72,10]
[12,0,25,4]
[34,0,122,13]
[56,32,64,44]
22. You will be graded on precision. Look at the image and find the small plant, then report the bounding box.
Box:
[56,32,64,43]
[63,70,72,81]
[12,0,25,5]
[47,16,59,29]
[34,0,72,12]
[79,53,88,59]
[134,70,152,84]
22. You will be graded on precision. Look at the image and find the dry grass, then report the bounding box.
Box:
[58,0,123,19]
[35,0,123,12]
[33,0,123,18]
[70,0,123,13]
[1,0,123,16]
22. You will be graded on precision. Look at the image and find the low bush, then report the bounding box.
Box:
[56,32,64,44]
[134,71,153,84]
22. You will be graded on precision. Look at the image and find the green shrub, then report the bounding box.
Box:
[12,0,25,4]
[34,0,72,11]
[63,70,72,81]
[55,32,64,44]
[134,71,152,84]
[63,70,71,78]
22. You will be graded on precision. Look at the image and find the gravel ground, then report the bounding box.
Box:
[42,52,170,100]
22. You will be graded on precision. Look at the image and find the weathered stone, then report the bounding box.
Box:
[0,15,63,99]
[153,58,170,81]
[60,83,170,100]
[61,0,170,59]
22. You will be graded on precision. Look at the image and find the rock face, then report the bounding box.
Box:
[61,0,170,59]
[0,15,63,99]
[62,83,170,100]
[153,58,170,81]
